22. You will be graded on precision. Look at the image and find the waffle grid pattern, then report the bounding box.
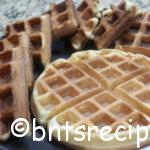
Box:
[33,50,150,128]
[5,14,51,67]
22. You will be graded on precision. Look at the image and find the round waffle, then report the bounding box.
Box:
[32,49,150,150]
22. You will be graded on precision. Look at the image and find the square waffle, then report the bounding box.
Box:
[116,12,150,57]
[5,14,51,68]
[50,0,79,40]
[0,49,30,141]
[93,1,137,49]
[70,0,100,50]
[0,32,33,88]
[32,49,150,150]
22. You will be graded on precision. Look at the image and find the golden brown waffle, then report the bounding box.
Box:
[116,12,150,57]
[5,14,51,68]
[94,1,137,49]
[32,49,150,149]
[0,49,30,141]
[50,0,79,40]
[0,32,33,88]
[70,0,99,50]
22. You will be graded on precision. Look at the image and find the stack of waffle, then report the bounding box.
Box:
[4,0,140,54]
[47,0,140,51]
[29,0,150,149]
[1,1,150,149]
